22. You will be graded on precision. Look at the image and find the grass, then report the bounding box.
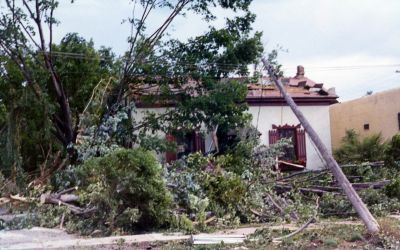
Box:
[100,217,400,249]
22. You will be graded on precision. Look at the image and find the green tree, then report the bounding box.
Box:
[0,0,76,150]
[52,33,117,126]
[0,32,116,176]
[113,1,263,144]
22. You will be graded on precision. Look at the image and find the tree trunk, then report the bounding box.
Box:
[261,58,380,234]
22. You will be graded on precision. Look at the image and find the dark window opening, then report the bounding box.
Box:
[398,113,400,130]
[165,130,205,163]
[277,128,297,161]
[364,124,370,130]
[268,124,307,170]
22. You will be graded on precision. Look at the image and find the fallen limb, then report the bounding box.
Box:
[278,160,305,170]
[275,161,385,183]
[42,196,95,215]
[351,180,390,189]
[265,193,299,221]
[56,186,78,196]
[59,194,79,203]
[10,194,32,203]
[275,180,390,195]
[0,197,11,205]
[250,208,263,217]
[266,193,285,215]
[40,193,79,204]
[280,198,299,221]
[0,194,37,205]
[39,192,93,215]
[273,197,319,242]
[275,185,339,195]
[272,217,316,242]
[193,216,216,225]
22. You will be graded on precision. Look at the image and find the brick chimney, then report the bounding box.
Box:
[295,65,305,79]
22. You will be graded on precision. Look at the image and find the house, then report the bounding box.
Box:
[330,87,400,149]
[131,66,338,170]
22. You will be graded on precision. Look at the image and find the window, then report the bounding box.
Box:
[165,130,205,163]
[364,124,369,130]
[268,124,307,166]
[398,113,400,130]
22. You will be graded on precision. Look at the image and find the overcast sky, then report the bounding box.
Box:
[53,0,400,101]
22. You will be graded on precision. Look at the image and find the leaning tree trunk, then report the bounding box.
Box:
[261,58,380,234]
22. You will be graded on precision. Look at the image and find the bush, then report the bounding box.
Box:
[385,134,400,167]
[75,148,172,234]
[334,130,386,163]
[385,178,400,199]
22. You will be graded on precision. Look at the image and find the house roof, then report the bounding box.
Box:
[246,76,338,105]
[230,65,338,105]
[129,65,339,107]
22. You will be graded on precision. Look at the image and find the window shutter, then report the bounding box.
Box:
[268,129,279,144]
[296,129,307,162]
[165,133,177,163]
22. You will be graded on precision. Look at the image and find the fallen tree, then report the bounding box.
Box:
[262,57,380,234]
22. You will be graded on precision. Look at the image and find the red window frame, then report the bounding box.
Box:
[268,124,307,165]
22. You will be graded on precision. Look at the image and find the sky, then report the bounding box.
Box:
[52,0,400,101]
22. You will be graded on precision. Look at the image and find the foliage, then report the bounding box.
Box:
[75,102,135,162]
[385,133,400,167]
[334,129,386,163]
[52,33,117,122]
[0,32,116,179]
[245,220,400,250]
[72,148,172,235]
[109,0,263,145]
[385,178,400,199]
[164,133,299,231]
[165,152,247,228]
[319,189,400,218]
[0,0,77,148]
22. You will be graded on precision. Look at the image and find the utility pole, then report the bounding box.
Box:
[261,58,380,234]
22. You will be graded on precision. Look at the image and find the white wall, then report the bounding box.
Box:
[248,105,332,170]
[134,106,332,170]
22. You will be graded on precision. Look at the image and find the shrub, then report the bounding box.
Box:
[75,148,172,234]
[203,171,247,217]
[334,130,386,163]
[385,134,400,167]
[385,178,400,199]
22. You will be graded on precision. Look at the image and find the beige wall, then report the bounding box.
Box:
[330,87,400,149]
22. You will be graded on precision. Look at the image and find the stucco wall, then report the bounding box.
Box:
[135,105,332,170]
[248,105,332,170]
[330,87,400,149]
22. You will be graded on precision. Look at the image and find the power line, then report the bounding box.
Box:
[292,64,400,70]
[37,51,400,72]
